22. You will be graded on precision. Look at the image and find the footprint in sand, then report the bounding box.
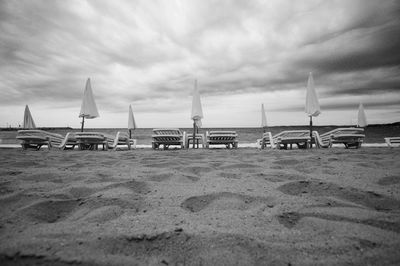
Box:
[17,199,78,223]
[0,181,15,194]
[0,170,23,177]
[273,159,301,166]
[276,211,400,233]
[219,163,260,170]
[181,192,273,212]
[256,172,304,183]
[182,166,214,176]
[148,171,200,183]
[278,180,400,211]
[68,196,144,223]
[68,186,97,198]
[95,231,269,265]
[219,172,240,179]
[106,179,149,194]
[149,172,174,182]
[377,175,400,186]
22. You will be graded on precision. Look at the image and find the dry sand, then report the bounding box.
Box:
[0,147,399,265]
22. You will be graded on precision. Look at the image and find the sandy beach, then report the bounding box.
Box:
[0,147,399,265]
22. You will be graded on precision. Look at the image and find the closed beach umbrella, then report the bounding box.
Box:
[23,105,36,129]
[261,103,267,132]
[305,72,321,147]
[79,78,99,131]
[357,102,368,127]
[128,104,137,138]
[191,79,203,148]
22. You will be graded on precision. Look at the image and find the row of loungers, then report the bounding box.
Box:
[15,128,399,150]
[151,129,238,149]
[260,128,366,149]
[16,130,136,151]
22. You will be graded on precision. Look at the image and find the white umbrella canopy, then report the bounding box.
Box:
[23,105,36,129]
[261,103,267,129]
[128,105,137,139]
[357,102,368,127]
[128,105,137,130]
[79,78,99,131]
[305,72,321,117]
[191,79,203,128]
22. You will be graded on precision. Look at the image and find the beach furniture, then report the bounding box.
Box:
[261,130,311,149]
[312,131,332,148]
[106,131,135,150]
[152,128,186,149]
[75,131,133,150]
[75,132,108,150]
[384,137,400,148]
[185,133,206,149]
[318,128,365,148]
[205,131,238,149]
[16,130,77,150]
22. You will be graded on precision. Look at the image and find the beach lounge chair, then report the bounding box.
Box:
[152,128,186,149]
[75,132,108,150]
[312,131,331,148]
[319,128,365,149]
[75,131,134,151]
[384,137,400,148]
[205,131,238,149]
[16,130,77,150]
[261,130,311,149]
[105,131,134,150]
[185,133,206,149]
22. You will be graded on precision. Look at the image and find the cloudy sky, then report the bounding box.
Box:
[0,0,399,128]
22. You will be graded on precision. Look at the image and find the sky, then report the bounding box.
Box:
[0,0,399,128]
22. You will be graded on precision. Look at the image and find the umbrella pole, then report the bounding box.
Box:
[81,117,85,132]
[129,129,132,139]
[309,116,313,149]
[196,126,199,148]
[192,122,196,149]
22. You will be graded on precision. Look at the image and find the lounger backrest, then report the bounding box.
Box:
[207,131,238,141]
[320,128,364,137]
[153,128,182,136]
[209,131,237,136]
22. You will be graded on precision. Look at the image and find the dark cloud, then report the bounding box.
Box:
[0,0,399,126]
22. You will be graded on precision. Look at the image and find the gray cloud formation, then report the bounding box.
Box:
[0,0,399,126]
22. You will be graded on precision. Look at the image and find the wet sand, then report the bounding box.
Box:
[0,148,399,265]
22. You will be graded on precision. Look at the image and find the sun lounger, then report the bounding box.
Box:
[185,133,206,148]
[312,131,331,148]
[152,128,186,149]
[105,131,133,150]
[261,130,311,149]
[75,132,108,150]
[319,128,365,149]
[384,137,400,148]
[16,130,77,150]
[205,131,238,149]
